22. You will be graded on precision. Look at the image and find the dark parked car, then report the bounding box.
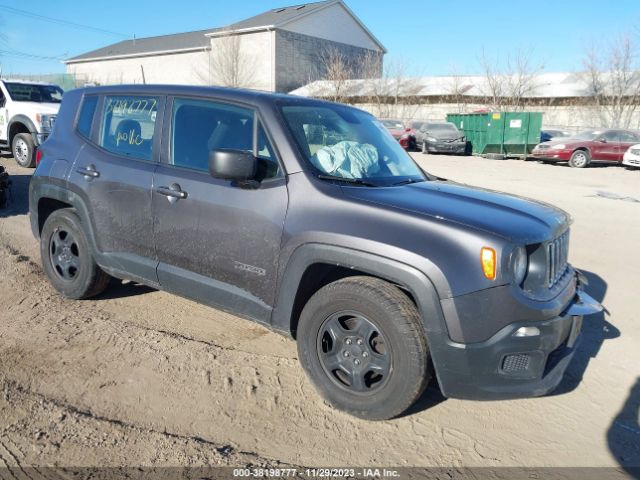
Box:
[30,85,601,420]
[380,118,417,150]
[540,129,570,143]
[532,129,640,167]
[417,122,467,154]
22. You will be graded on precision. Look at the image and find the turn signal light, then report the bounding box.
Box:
[481,247,497,280]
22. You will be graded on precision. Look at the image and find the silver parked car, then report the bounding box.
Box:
[417,122,467,155]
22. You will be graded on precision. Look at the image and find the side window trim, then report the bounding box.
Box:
[73,93,100,140]
[163,95,285,178]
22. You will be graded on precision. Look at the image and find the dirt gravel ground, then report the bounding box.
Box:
[0,152,638,474]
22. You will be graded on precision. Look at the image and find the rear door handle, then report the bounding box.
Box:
[156,183,188,202]
[76,164,100,179]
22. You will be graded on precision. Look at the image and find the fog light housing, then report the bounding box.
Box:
[514,326,540,337]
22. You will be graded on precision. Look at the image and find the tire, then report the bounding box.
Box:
[297,276,430,420]
[40,208,111,299]
[569,150,590,168]
[12,133,36,168]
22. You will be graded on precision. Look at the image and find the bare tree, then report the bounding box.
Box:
[504,49,541,110]
[447,65,470,113]
[478,49,505,110]
[317,46,356,102]
[207,30,256,88]
[583,34,640,128]
[360,55,421,119]
[478,48,541,111]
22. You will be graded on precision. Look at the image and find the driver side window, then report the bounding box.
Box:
[602,131,621,142]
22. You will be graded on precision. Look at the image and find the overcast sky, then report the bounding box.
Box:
[0,0,638,77]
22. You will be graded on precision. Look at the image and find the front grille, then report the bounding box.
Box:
[537,144,551,150]
[547,231,570,288]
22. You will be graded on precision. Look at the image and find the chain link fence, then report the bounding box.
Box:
[0,73,89,91]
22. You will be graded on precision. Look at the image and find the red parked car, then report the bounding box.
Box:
[380,119,417,151]
[531,129,640,168]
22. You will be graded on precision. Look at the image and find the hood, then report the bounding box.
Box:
[343,180,570,244]
[12,101,60,116]
[429,131,463,140]
[386,128,404,138]
[540,137,582,146]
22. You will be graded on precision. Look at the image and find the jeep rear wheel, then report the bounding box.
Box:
[40,208,111,299]
[12,133,36,168]
[297,276,430,420]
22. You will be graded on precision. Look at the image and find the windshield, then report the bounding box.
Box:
[426,123,459,134]
[280,104,426,186]
[574,130,601,140]
[380,119,404,130]
[4,82,64,103]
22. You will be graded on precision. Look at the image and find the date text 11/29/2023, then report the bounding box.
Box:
[232,468,400,478]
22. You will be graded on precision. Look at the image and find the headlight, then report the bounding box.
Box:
[550,144,566,150]
[511,246,528,285]
[426,136,438,142]
[36,113,56,133]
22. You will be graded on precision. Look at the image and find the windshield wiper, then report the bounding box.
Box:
[391,178,426,186]
[317,174,379,187]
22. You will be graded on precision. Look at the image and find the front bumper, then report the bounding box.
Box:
[435,288,602,400]
[622,154,640,167]
[425,141,466,154]
[33,133,49,146]
[531,149,572,161]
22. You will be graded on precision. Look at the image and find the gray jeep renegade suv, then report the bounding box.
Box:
[29,85,602,420]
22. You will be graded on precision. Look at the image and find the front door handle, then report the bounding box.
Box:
[76,164,100,179]
[156,183,188,202]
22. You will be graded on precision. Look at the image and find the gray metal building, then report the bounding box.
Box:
[65,0,386,93]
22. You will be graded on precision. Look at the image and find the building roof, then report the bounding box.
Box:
[214,0,334,33]
[66,0,385,64]
[290,72,603,99]
[66,28,216,63]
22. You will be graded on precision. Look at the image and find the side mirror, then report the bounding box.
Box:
[208,149,257,182]
[405,127,412,132]
[598,137,608,143]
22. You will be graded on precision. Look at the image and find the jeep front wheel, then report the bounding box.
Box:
[12,133,36,168]
[297,276,431,420]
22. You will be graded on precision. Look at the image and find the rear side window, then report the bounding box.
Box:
[76,95,98,138]
[171,97,281,180]
[100,95,159,161]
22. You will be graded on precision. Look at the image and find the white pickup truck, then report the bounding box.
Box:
[0,79,63,167]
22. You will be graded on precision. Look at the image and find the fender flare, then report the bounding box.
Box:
[8,115,38,140]
[29,179,100,257]
[271,243,452,382]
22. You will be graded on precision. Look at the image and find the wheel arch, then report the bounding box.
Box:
[8,115,37,145]
[275,243,447,339]
[29,181,98,256]
[271,243,452,388]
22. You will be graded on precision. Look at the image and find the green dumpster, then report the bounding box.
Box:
[446,112,543,157]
